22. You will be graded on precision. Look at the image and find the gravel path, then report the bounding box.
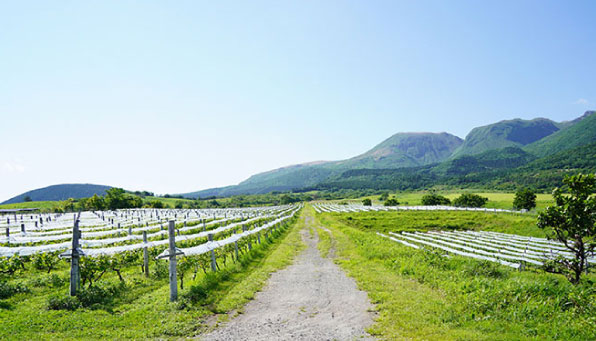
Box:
[200,216,375,341]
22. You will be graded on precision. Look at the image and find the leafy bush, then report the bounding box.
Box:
[0,281,29,299]
[538,173,596,284]
[28,273,66,288]
[47,282,126,311]
[513,188,536,210]
[153,260,169,279]
[362,198,372,206]
[421,193,451,206]
[384,198,399,206]
[453,193,488,208]
[47,295,81,311]
[32,252,60,274]
[77,283,123,308]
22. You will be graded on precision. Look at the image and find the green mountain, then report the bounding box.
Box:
[184,132,462,198]
[185,111,595,197]
[524,111,596,157]
[2,184,112,204]
[333,132,462,169]
[451,118,560,158]
[315,141,596,192]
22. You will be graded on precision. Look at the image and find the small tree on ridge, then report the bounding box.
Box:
[537,173,596,284]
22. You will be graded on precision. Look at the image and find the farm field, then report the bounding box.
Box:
[348,191,554,210]
[0,206,304,339]
[311,205,596,340]
[1,203,595,340]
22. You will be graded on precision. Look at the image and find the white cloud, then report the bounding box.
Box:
[573,98,590,105]
[1,161,26,173]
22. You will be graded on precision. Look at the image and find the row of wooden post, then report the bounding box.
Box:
[64,216,284,301]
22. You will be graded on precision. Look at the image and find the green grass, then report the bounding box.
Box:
[348,191,554,210]
[0,201,59,210]
[310,205,596,340]
[333,209,545,237]
[0,214,305,340]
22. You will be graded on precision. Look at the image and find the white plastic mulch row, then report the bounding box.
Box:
[0,206,298,257]
[0,206,291,244]
[179,208,300,256]
[313,203,525,214]
[379,230,595,269]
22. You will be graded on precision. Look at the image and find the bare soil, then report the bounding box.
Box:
[199,216,375,340]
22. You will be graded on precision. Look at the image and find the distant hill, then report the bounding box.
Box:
[2,184,112,204]
[333,132,462,169]
[315,141,596,192]
[451,118,560,158]
[524,111,596,158]
[184,110,595,197]
[182,132,462,198]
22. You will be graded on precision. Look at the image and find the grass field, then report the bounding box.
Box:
[345,191,554,210]
[0,215,305,339]
[309,205,596,340]
[0,201,59,211]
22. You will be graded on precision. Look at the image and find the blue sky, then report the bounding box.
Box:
[1,1,595,201]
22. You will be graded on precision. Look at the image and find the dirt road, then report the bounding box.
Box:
[200,215,375,340]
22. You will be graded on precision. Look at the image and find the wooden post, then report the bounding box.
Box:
[128,225,132,236]
[21,223,25,234]
[168,220,178,302]
[202,218,206,232]
[257,232,261,244]
[70,219,81,296]
[143,231,149,277]
[208,233,217,272]
[234,240,239,260]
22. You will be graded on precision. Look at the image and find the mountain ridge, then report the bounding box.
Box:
[184,111,594,197]
[2,184,112,204]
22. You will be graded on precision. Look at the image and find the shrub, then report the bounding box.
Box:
[0,281,29,299]
[32,252,60,274]
[362,198,372,206]
[453,193,488,208]
[421,193,451,206]
[48,295,81,310]
[513,188,537,210]
[538,173,596,284]
[384,198,399,206]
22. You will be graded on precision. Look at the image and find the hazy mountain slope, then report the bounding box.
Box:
[333,132,462,169]
[524,111,596,158]
[184,132,462,197]
[432,147,536,176]
[451,118,560,158]
[2,184,112,204]
[184,111,595,197]
[186,164,335,198]
[315,141,596,192]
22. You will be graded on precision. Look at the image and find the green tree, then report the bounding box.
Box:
[421,193,451,206]
[104,188,127,210]
[513,188,537,210]
[362,198,372,206]
[86,194,106,211]
[23,196,32,202]
[384,197,399,206]
[145,200,164,209]
[32,252,60,274]
[379,192,389,201]
[453,193,488,208]
[537,173,596,284]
